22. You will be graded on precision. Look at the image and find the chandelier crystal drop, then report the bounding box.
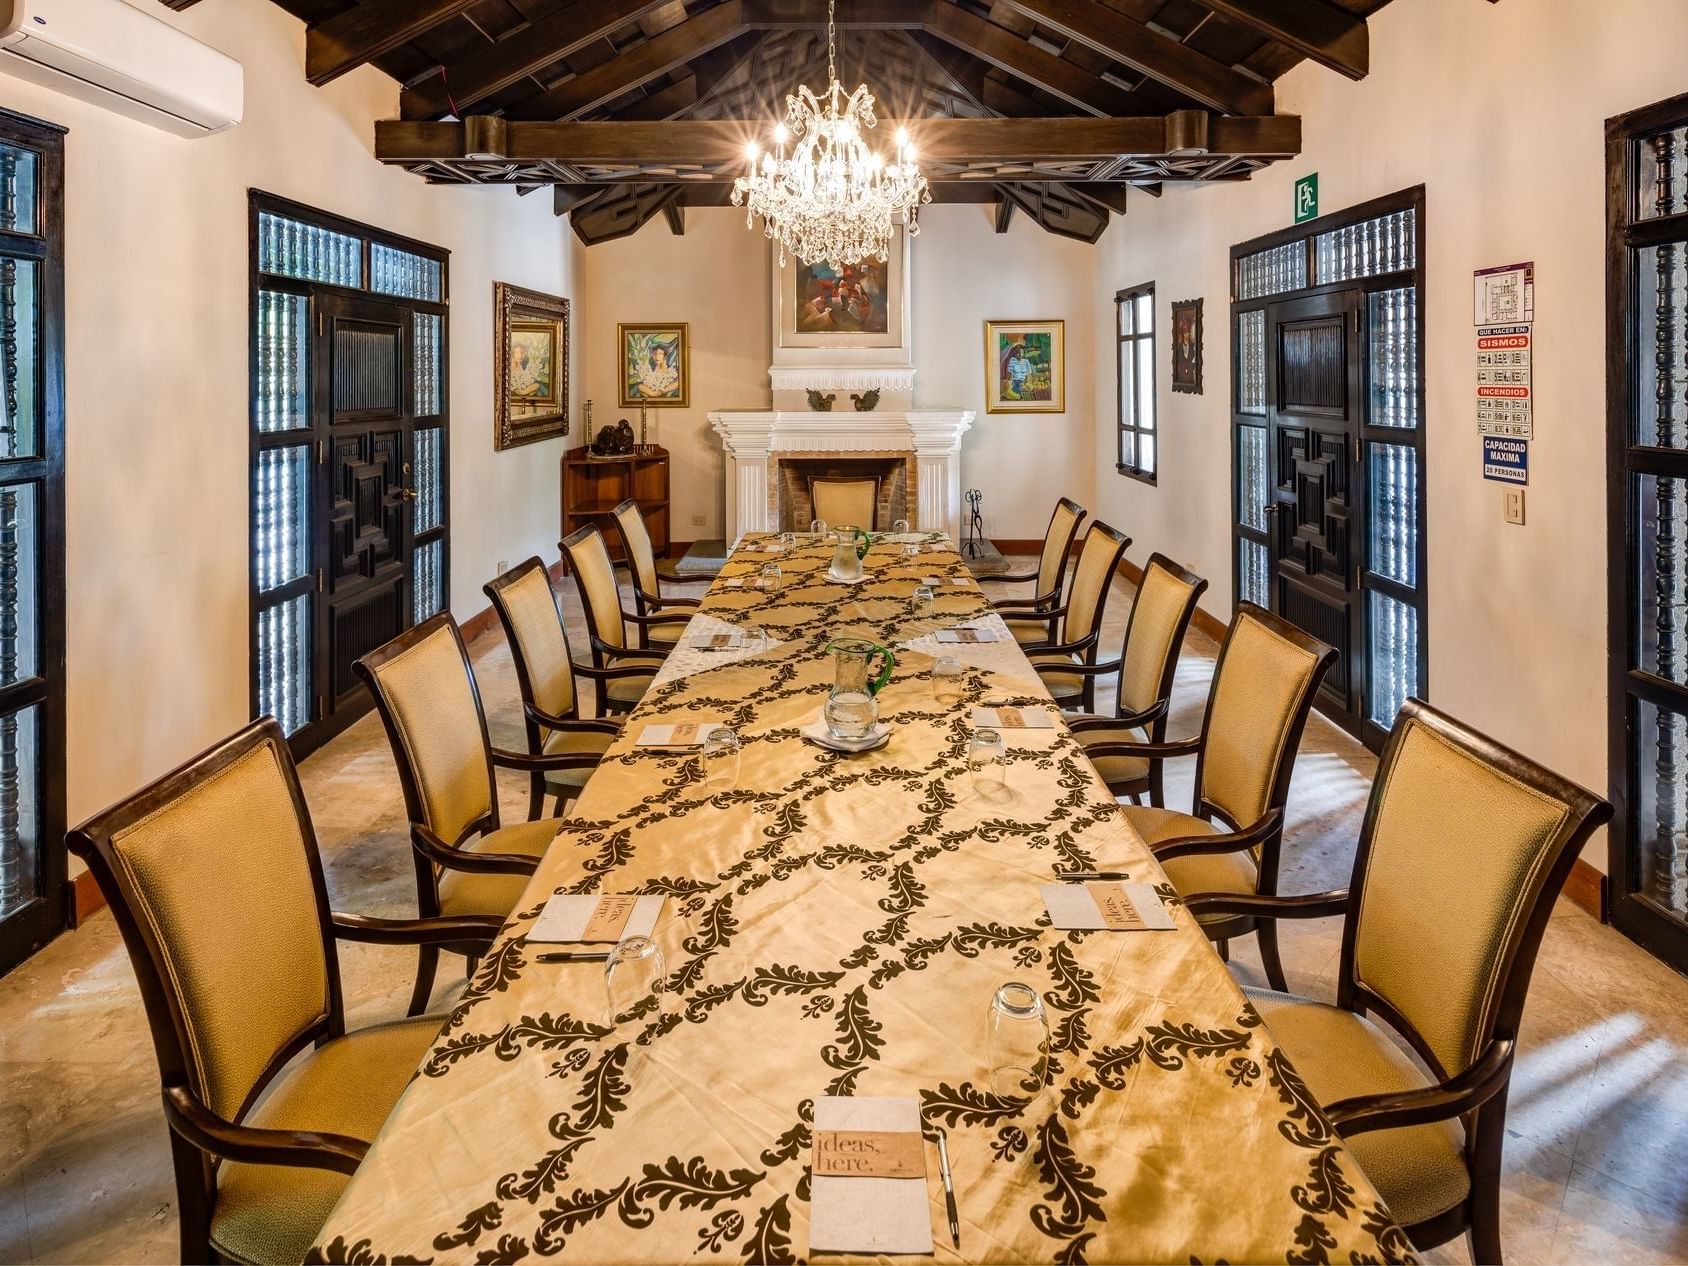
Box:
[732,0,930,267]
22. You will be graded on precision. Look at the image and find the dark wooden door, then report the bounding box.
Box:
[1265,289,1366,732]
[311,292,416,748]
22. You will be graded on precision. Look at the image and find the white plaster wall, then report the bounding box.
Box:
[7,0,580,836]
[1089,0,1688,870]
[581,203,1098,542]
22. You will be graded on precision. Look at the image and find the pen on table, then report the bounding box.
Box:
[1056,870,1130,882]
[935,1127,959,1249]
[534,951,611,963]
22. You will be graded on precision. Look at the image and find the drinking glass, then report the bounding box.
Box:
[743,625,768,655]
[759,560,783,592]
[892,517,911,535]
[970,727,1008,799]
[932,656,965,706]
[701,726,741,791]
[912,583,935,616]
[987,981,1050,1101]
[605,934,668,1028]
[778,531,796,555]
[810,518,828,539]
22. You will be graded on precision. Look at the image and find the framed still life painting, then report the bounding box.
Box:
[774,231,906,349]
[983,319,1065,413]
[493,282,569,450]
[1171,298,1203,394]
[618,323,690,408]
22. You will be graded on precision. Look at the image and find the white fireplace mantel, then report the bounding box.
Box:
[709,409,974,543]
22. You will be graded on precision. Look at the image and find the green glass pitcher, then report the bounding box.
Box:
[824,636,895,739]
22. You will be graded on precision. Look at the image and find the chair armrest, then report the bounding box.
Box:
[1326,1037,1516,1137]
[412,823,541,876]
[992,591,1060,611]
[523,705,622,736]
[1028,633,1098,659]
[575,658,662,679]
[1116,699,1170,728]
[330,912,505,947]
[591,637,669,664]
[1150,808,1281,862]
[637,586,701,611]
[491,747,604,773]
[163,1084,367,1176]
[623,608,691,629]
[1036,657,1122,679]
[1182,889,1351,923]
[992,568,1042,584]
[1076,734,1201,761]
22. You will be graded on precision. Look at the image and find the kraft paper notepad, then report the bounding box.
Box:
[1041,881,1176,931]
[529,893,664,944]
[808,1096,932,1255]
[935,627,998,644]
[970,706,1055,730]
[636,721,728,749]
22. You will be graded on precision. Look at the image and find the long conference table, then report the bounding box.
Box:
[309,533,1414,1265]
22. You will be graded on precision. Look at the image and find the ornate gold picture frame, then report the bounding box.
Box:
[494,282,569,450]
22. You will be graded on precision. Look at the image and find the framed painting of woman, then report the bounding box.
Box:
[619,323,689,408]
[493,281,570,450]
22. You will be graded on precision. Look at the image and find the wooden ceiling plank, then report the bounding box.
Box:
[998,0,1273,115]
[923,0,1142,117]
[306,0,483,86]
[1071,181,1127,212]
[401,0,677,120]
[553,183,608,215]
[1198,0,1368,80]
[506,1,748,120]
[994,191,1016,232]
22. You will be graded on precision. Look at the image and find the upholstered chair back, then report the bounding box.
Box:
[612,499,660,600]
[809,477,879,532]
[1035,497,1085,603]
[487,558,577,732]
[1351,707,1589,1077]
[1061,522,1128,647]
[1116,556,1205,719]
[357,617,495,846]
[72,724,333,1123]
[1197,605,1333,831]
[562,525,627,651]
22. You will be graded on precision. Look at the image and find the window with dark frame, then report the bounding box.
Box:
[0,110,66,974]
[1116,283,1156,483]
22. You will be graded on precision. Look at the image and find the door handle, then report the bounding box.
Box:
[400,487,418,502]
[1262,503,1278,515]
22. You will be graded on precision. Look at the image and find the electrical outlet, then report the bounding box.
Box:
[1503,488,1526,525]
[496,560,508,574]
[691,514,707,527]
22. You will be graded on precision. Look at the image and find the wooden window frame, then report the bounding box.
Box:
[1115,281,1157,485]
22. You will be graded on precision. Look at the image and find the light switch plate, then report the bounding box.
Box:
[1503,488,1526,525]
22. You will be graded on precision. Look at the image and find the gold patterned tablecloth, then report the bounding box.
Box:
[310,535,1415,1266]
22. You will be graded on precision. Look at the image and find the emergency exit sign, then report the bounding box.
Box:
[1294,174,1318,223]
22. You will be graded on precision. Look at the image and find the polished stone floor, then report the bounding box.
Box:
[4,564,1688,1263]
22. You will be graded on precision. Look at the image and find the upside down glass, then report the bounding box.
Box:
[932,656,965,706]
[702,726,741,791]
[987,981,1050,1101]
[970,727,1008,799]
[605,934,668,1029]
[759,560,783,591]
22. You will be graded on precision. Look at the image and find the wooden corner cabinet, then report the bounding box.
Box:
[562,446,670,560]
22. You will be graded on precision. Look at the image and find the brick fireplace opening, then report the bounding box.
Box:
[772,453,914,533]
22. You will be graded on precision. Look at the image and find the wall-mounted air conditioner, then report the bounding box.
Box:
[0,0,242,138]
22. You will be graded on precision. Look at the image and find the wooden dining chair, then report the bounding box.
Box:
[1024,520,1132,711]
[560,523,676,713]
[484,558,632,819]
[66,719,502,1266]
[1066,554,1208,804]
[808,475,881,531]
[1186,700,1611,1264]
[611,498,700,649]
[1085,603,1336,991]
[993,496,1086,645]
[355,614,593,1015]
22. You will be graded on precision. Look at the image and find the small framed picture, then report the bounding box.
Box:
[619,322,689,409]
[984,319,1065,413]
[1171,298,1203,395]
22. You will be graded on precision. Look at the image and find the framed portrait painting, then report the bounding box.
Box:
[1171,298,1203,394]
[493,282,569,450]
[774,231,906,349]
[619,323,689,408]
[983,319,1065,413]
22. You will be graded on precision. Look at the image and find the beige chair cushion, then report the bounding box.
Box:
[501,566,577,720]
[210,1015,442,1266]
[1117,563,1195,717]
[436,818,559,919]
[1029,653,1083,705]
[110,743,331,1124]
[1074,724,1150,788]
[1121,806,1258,925]
[1004,615,1057,646]
[606,671,654,706]
[1200,612,1320,829]
[1244,986,1470,1229]
[541,727,616,790]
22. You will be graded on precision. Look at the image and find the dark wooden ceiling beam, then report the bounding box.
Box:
[741,0,927,27]
[506,1,748,121]
[1198,0,1368,81]
[305,0,482,87]
[997,0,1273,115]
[400,0,678,121]
[922,0,1140,117]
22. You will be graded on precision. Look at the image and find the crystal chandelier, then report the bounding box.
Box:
[732,0,930,267]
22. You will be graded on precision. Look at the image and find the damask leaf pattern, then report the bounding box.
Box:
[472,1232,527,1264]
[571,1044,631,1132]
[1089,1040,1144,1090]
[309,1236,433,1264]
[741,963,845,1007]
[1267,1048,1336,1149]
[820,985,884,1069]
[1045,942,1101,1009]
[920,1080,1027,1127]
[1286,1210,1340,1264]
[433,1201,502,1251]
[742,1194,794,1266]
[619,1156,764,1227]
[877,860,927,913]
[1139,1021,1254,1072]
[697,1210,744,1254]
[495,1133,592,1204]
[1030,1112,1107,1252]
[1292,1146,1357,1218]
[532,1181,629,1255]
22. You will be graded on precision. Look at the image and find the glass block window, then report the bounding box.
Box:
[1316,208,1415,284]
[413,538,445,623]
[0,144,38,236]
[254,447,310,593]
[256,290,309,434]
[372,244,443,302]
[1639,126,1688,222]
[1115,283,1155,481]
[1367,288,1418,429]
[1235,241,1306,300]
[1367,590,1419,728]
[1237,425,1268,532]
[0,705,39,919]
[1239,539,1270,607]
[1368,443,1419,588]
[257,211,361,288]
[257,595,311,736]
[414,426,443,535]
[414,311,442,417]
[1236,310,1265,415]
